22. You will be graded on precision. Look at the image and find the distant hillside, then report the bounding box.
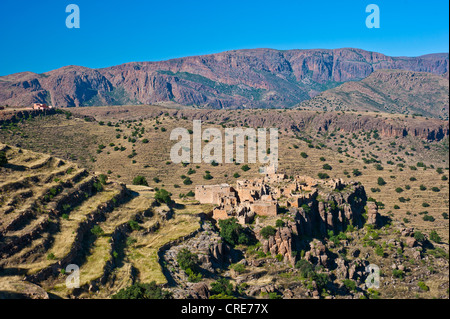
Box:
[0,48,448,109]
[299,70,449,119]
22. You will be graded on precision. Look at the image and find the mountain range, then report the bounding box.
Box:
[0,48,448,112]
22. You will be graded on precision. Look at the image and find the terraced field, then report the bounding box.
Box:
[0,144,208,299]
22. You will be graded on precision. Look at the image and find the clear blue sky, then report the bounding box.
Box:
[0,0,448,76]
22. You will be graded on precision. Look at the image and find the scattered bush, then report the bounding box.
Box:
[98,174,108,185]
[154,189,173,205]
[429,230,441,243]
[352,169,362,177]
[218,218,251,246]
[91,225,104,237]
[318,172,330,179]
[210,278,234,297]
[128,220,141,231]
[260,226,277,239]
[132,175,148,186]
[112,282,171,299]
[431,187,440,192]
[295,260,315,279]
[177,248,199,272]
[418,281,429,292]
[275,219,285,228]
[392,269,405,279]
[377,177,386,186]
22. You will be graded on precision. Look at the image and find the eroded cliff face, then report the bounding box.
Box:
[0,48,448,109]
[257,182,379,265]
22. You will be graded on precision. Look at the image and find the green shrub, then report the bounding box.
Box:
[210,278,234,297]
[352,169,362,177]
[128,220,141,231]
[295,260,315,279]
[185,190,195,197]
[418,281,429,292]
[377,177,386,186]
[318,172,330,179]
[98,174,108,185]
[275,219,285,228]
[260,226,277,239]
[93,181,103,192]
[218,218,251,246]
[132,175,148,186]
[343,279,357,292]
[413,231,426,243]
[392,269,405,279]
[177,248,199,272]
[231,263,246,274]
[154,189,173,205]
[91,225,104,237]
[375,245,385,257]
[153,177,161,183]
[429,231,441,243]
[203,172,213,180]
[185,268,202,282]
[268,292,282,299]
[112,282,171,299]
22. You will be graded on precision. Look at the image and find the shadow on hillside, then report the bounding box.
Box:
[3,163,27,171]
[378,215,392,228]
[0,267,29,277]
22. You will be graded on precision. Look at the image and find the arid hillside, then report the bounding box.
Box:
[299,70,449,120]
[0,106,448,245]
[0,143,209,298]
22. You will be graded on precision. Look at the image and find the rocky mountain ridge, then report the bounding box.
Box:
[0,48,448,109]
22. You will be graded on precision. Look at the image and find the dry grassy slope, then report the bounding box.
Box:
[299,70,449,120]
[0,144,208,299]
[0,108,447,244]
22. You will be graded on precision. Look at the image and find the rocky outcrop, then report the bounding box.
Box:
[0,48,447,109]
[304,239,329,268]
[365,201,379,227]
[259,226,296,265]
